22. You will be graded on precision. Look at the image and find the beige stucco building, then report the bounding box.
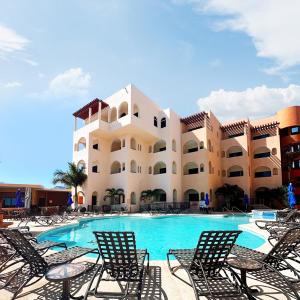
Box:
[72,84,299,211]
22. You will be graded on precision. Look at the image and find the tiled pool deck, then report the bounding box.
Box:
[0,214,292,300]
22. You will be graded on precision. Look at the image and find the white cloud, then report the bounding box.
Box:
[197,84,300,120]
[49,68,91,97]
[0,81,22,88]
[172,0,300,73]
[23,58,38,66]
[0,24,29,59]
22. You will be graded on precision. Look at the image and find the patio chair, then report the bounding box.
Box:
[167,230,247,299]
[231,226,300,299]
[84,231,149,300]
[255,209,297,230]
[0,228,99,299]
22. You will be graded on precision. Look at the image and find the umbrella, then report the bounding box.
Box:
[288,183,296,208]
[15,189,23,208]
[67,193,73,206]
[205,193,209,206]
[243,194,249,207]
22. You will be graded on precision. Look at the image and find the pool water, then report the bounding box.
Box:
[38,215,265,260]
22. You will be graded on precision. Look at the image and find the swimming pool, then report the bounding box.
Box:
[38,215,265,260]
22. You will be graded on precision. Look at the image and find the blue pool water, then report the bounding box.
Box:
[38,215,265,260]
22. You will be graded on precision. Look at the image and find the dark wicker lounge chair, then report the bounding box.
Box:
[167,230,247,299]
[84,231,149,300]
[231,226,300,299]
[0,229,99,299]
[255,209,297,230]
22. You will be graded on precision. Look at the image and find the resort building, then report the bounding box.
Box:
[72,84,300,210]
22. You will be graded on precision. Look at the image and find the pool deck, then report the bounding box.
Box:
[0,214,292,300]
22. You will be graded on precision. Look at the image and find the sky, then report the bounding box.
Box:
[1,0,300,186]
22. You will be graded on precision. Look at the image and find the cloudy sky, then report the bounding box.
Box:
[1,0,300,186]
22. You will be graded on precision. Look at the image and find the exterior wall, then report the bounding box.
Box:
[73,85,299,209]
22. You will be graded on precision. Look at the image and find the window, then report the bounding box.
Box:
[133,104,139,118]
[172,139,176,152]
[208,140,212,152]
[78,138,86,151]
[92,165,98,173]
[77,160,86,171]
[271,148,277,155]
[183,140,198,154]
[111,139,121,152]
[227,146,243,158]
[292,160,300,169]
[148,146,152,153]
[130,192,136,205]
[173,189,177,201]
[172,161,177,174]
[222,170,226,177]
[130,160,137,173]
[122,139,125,147]
[199,141,204,149]
[209,161,212,174]
[122,163,125,171]
[153,140,166,153]
[253,133,270,140]
[291,126,300,135]
[153,162,167,174]
[255,167,271,178]
[183,162,199,175]
[273,168,278,175]
[93,143,99,150]
[111,161,121,174]
[228,166,243,177]
[118,102,128,118]
[154,117,158,127]
[200,192,205,201]
[148,166,152,174]
[130,138,137,150]
[253,147,271,159]
[161,117,166,128]
[110,107,117,122]
[200,164,204,172]
[221,151,225,158]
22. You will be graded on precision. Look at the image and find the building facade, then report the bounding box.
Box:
[72,84,300,210]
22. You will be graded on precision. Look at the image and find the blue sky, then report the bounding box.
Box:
[1,0,300,186]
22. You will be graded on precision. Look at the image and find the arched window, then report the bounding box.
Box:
[153,189,167,202]
[273,168,278,175]
[133,104,139,118]
[161,117,166,128]
[77,160,86,171]
[183,140,198,154]
[130,192,136,205]
[122,139,125,147]
[184,189,199,202]
[172,139,176,152]
[173,189,177,201]
[153,140,166,153]
[111,161,121,174]
[227,165,243,177]
[172,161,177,174]
[227,146,243,158]
[253,147,271,159]
[222,170,226,177]
[272,148,277,155]
[183,162,198,175]
[221,151,225,158]
[110,107,117,122]
[148,146,152,153]
[200,163,204,172]
[130,138,137,150]
[111,139,121,152]
[208,139,212,152]
[78,137,86,151]
[148,166,152,174]
[209,161,212,174]
[255,166,271,178]
[130,160,137,173]
[122,162,125,171]
[118,102,128,118]
[92,161,99,173]
[101,107,109,122]
[154,117,158,127]
[199,141,204,149]
[92,191,97,206]
[153,162,167,175]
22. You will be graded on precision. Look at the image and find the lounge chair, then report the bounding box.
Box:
[84,231,149,300]
[255,209,297,230]
[167,230,247,299]
[231,226,300,299]
[0,229,99,299]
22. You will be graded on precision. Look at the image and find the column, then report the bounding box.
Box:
[74,117,78,131]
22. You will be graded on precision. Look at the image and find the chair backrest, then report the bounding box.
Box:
[266,226,300,267]
[276,210,295,222]
[94,231,138,279]
[191,230,241,277]
[0,229,48,274]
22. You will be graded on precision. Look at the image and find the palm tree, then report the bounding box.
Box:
[140,190,154,203]
[104,188,124,205]
[53,162,87,207]
[215,184,244,209]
